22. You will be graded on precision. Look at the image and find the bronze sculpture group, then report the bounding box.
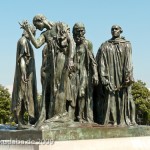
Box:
[11,14,137,129]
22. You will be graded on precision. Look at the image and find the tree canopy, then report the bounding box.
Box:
[0,84,11,124]
[132,80,150,125]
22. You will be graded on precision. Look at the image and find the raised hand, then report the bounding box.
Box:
[19,20,30,32]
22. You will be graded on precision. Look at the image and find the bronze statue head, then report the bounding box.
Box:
[111,25,123,38]
[72,22,86,44]
[22,23,36,38]
[33,14,51,31]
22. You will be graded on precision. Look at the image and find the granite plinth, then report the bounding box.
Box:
[0,129,42,141]
[0,123,150,141]
[41,123,150,141]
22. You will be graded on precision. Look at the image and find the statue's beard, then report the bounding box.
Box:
[75,36,85,44]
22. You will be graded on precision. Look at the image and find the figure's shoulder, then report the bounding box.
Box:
[122,37,131,43]
[120,37,132,47]
[120,37,131,44]
[18,36,27,46]
[125,41,132,49]
[100,40,110,48]
[96,41,110,56]
[84,39,93,50]
[41,29,54,41]
[85,39,92,44]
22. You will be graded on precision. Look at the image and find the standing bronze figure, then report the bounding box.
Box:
[73,23,98,123]
[11,23,39,129]
[21,14,74,126]
[96,25,136,126]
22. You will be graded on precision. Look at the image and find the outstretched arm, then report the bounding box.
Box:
[27,29,45,48]
[20,21,45,48]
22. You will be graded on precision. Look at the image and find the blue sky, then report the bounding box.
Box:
[0,0,150,93]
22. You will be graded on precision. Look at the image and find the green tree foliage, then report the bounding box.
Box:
[132,80,150,125]
[0,84,11,124]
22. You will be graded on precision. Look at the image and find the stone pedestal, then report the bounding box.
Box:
[0,124,150,150]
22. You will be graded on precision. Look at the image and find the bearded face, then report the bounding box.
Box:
[73,28,85,44]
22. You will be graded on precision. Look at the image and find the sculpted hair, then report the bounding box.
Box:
[33,14,52,30]
[72,22,86,35]
[33,14,46,25]
[111,25,123,33]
